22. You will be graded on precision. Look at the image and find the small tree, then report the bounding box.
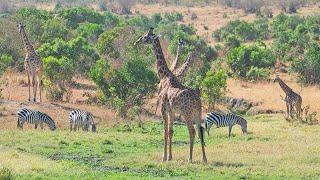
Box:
[201,69,227,111]
[43,56,73,101]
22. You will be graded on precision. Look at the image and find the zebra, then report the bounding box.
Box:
[69,110,97,132]
[204,112,247,137]
[17,108,56,131]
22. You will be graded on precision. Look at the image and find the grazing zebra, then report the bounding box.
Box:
[17,108,56,131]
[69,110,97,132]
[205,112,247,137]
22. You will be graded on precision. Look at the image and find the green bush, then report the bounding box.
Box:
[58,7,105,29]
[0,167,14,180]
[291,42,320,85]
[43,56,73,101]
[201,69,227,111]
[76,23,103,41]
[212,18,269,42]
[0,54,13,74]
[90,58,157,117]
[246,66,270,81]
[227,44,275,78]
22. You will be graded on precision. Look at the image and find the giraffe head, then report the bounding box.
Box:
[274,75,280,83]
[17,23,26,34]
[134,27,158,45]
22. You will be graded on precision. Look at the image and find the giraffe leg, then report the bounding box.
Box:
[38,75,42,103]
[168,110,174,161]
[186,120,196,163]
[161,100,168,162]
[27,71,31,102]
[285,102,290,119]
[33,75,38,102]
[197,122,207,163]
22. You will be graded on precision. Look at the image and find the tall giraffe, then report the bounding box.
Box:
[170,39,185,72]
[17,23,43,102]
[135,28,207,163]
[274,75,302,119]
[155,51,197,115]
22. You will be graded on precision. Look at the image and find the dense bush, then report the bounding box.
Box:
[246,66,270,81]
[227,44,275,78]
[291,42,320,84]
[90,58,157,117]
[213,18,269,42]
[43,56,73,101]
[201,69,227,111]
[58,7,105,28]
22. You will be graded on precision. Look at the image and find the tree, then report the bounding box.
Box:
[43,56,73,101]
[201,69,227,111]
[227,44,275,78]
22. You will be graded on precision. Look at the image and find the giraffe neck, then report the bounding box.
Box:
[277,78,293,95]
[170,46,181,71]
[174,54,192,80]
[152,37,173,79]
[20,29,36,55]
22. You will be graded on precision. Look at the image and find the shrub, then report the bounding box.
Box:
[191,12,197,20]
[227,44,276,78]
[201,69,227,111]
[0,54,14,74]
[43,56,73,101]
[76,23,103,41]
[58,7,105,28]
[246,66,270,81]
[212,18,269,42]
[0,167,14,180]
[163,12,183,22]
[291,42,320,84]
[98,0,108,11]
[90,58,157,117]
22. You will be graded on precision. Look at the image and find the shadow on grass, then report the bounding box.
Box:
[211,161,246,168]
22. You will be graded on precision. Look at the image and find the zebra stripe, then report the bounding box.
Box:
[17,108,56,131]
[205,112,247,137]
[69,110,96,132]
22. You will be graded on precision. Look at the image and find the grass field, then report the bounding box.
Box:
[1,114,320,179]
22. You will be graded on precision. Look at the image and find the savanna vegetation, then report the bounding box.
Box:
[0,1,320,179]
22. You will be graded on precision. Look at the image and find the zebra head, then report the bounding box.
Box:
[17,118,23,129]
[44,114,56,131]
[91,123,97,132]
[237,116,247,135]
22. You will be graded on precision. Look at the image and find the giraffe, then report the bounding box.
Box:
[170,38,185,72]
[135,28,207,163]
[17,23,43,102]
[155,51,197,115]
[274,75,302,119]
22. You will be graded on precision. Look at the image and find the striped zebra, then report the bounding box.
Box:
[17,108,56,131]
[204,112,247,137]
[69,110,97,132]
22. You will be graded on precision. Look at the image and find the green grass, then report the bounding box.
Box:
[1,114,320,179]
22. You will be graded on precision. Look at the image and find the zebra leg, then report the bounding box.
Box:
[35,123,38,129]
[161,100,169,162]
[74,124,77,131]
[70,123,73,131]
[186,120,196,163]
[168,110,174,161]
[40,122,43,130]
[228,126,232,138]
